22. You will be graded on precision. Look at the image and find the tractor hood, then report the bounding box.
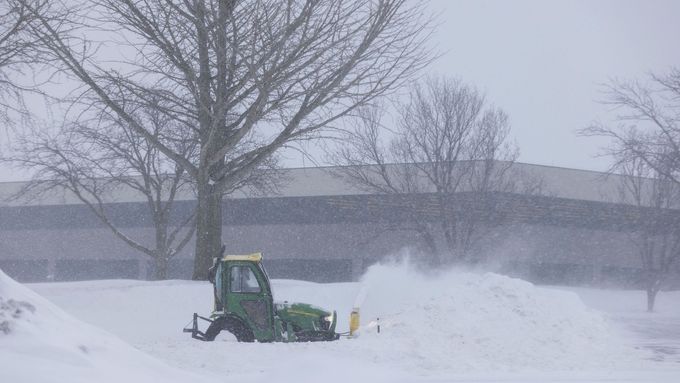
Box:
[275,302,337,334]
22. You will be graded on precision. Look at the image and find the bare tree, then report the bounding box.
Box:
[22,0,433,279]
[6,104,198,280]
[332,76,519,266]
[0,0,48,125]
[584,68,680,183]
[612,156,680,312]
[582,69,680,311]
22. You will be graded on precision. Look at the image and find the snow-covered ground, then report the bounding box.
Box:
[0,269,213,383]
[560,285,680,365]
[3,261,680,382]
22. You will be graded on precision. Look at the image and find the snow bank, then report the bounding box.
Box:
[351,261,651,373]
[0,269,213,383]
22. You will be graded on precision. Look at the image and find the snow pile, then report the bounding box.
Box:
[0,296,36,335]
[0,269,214,383]
[352,262,650,373]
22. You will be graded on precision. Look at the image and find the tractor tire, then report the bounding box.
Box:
[225,319,255,343]
[203,319,223,341]
[204,317,255,343]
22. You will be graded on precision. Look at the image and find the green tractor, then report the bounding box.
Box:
[184,252,339,342]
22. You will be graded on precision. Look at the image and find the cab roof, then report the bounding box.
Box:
[221,252,262,262]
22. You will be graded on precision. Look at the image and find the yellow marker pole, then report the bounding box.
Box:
[349,307,360,337]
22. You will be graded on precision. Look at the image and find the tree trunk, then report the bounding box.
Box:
[645,270,662,312]
[646,287,659,312]
[153,256,169,281]
[416,224,441,266]
[192,181,223,280]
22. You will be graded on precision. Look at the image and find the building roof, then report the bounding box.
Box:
[0,162,639,207]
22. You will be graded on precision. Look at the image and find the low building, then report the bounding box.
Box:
[1,162,679,287]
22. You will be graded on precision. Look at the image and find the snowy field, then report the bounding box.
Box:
[2,262,680,383]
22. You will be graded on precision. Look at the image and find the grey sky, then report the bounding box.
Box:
[425,0,680,171]
[1,0,678,181]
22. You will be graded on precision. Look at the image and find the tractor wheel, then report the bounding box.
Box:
[203,319,224,341]
[224,319,255,343]
[204,317,255,343]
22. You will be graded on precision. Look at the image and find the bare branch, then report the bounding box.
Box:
[331,75,522,265]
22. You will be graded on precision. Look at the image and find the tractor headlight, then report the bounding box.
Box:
[323,312,335,323]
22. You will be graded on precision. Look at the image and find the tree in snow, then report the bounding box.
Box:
[614,157,680,312]
[582,68,680,311]
[6,103,198,280]
[331,76,529,266]
[22,0,433,279]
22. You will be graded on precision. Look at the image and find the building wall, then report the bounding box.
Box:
[2,216,678,288]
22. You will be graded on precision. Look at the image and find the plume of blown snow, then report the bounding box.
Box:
[349,258,653,373]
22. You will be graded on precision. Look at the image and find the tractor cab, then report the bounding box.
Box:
[184,252,339,342]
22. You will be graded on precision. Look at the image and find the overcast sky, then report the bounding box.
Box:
[424,0,680,171]
[1,0,679,182]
